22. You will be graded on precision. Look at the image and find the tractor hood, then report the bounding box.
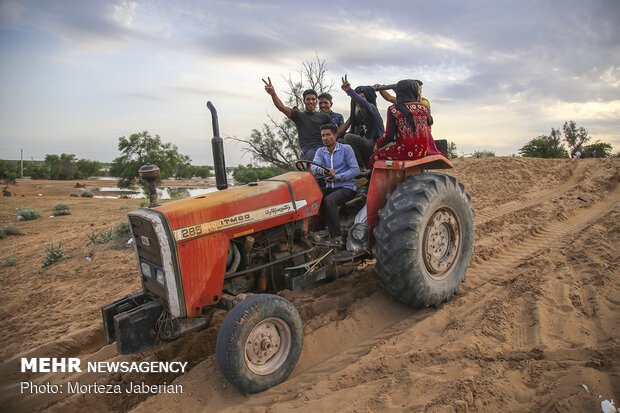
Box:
[127,171,323,317]
[153,171,322,244]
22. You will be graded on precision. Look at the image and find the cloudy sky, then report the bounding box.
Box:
[1,0,619,166]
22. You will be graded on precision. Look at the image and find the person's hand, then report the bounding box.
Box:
[326,168,336,182]
[372,83,382,91]
[373,143,378,152]
[341,75,351,92]
[262,77,275,96]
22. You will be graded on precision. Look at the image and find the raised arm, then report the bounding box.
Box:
[341,75,374,113]
[336,117,351,138]
[263,77,292,119]
[373,84,397,103]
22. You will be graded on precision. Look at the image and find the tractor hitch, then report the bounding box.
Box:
[102,291,164,354]
[102,292,213,354]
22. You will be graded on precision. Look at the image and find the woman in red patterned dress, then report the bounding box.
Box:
[370,79,441,169]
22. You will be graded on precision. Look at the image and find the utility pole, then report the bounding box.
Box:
[21,149,24,178]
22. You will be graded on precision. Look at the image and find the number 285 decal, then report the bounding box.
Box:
[179,225,202,240]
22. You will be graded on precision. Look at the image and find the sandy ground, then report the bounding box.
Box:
[0,157,618,412]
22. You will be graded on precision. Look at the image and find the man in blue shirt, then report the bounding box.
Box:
[318,93,345,127]
[312,123,360,246]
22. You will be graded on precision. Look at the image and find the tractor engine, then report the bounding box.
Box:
[103,171,323,354]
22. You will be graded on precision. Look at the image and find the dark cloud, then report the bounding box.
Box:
[15,0,133,44]
[1,0,618,161]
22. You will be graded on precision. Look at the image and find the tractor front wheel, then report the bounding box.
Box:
[216,294,303,393]
[373,172,475,307]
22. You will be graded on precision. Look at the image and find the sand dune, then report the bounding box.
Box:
[0,157,618,412]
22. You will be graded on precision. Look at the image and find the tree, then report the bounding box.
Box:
[521,121,614,158]
[520,130,569,158]
[192,165,213,178]
[232,164,286,185]
[75,159,102,178]
[447,141,458,159]
[229,54,335,169]
[173,154,193,179]
[0,160,20,182]
[45,154,77,180]
[23,161,49,179]
[109,131,192,188]
[562,120,590,155]
[583,140,613,158]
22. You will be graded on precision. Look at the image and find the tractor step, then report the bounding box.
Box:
[283,259,327,290]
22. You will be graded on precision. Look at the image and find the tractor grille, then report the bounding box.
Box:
[129,215,166,298]
[130,216,162,266]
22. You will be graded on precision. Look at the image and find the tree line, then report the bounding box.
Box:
[519,120,613,158]
[0,154,101,182]
[0,131,213,185]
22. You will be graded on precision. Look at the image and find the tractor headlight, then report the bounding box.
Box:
[140,262,151,278]
[156,269,165,285]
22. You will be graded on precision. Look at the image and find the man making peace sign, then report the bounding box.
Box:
[263,77,332,161]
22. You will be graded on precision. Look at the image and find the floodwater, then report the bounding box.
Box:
[94,186,219,199]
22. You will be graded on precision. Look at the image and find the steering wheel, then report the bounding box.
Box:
[295,159,330,173]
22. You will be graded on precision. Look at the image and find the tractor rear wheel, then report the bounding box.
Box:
[216,294,303,393]
[373,172,475,307]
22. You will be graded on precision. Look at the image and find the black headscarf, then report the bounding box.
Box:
[349,86,378,137]
[394,79,419,131]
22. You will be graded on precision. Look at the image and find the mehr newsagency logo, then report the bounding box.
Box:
[20,357,186,395]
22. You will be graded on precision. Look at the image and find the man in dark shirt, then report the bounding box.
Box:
[263,77,332,161]
[340,75,385,169]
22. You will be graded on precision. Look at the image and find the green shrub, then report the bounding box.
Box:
[17,208,40,221]
[232,164,286,185]
[3,254,16,267]
[140,200,150,208]
[80,191,94,198]
[2,187,10,197]
[52,203,71,216]
[69,193,79,197]
[110,222,130,240]
[86,228,112,245]
[108,222,132,249]
[118,205,128,210]
[42,240,69,267]
[473,150,495,158]
[86,222,131,247]
[0,224,23,239]
[168,188,190,200]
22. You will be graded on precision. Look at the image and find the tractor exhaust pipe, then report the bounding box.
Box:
[207,101,228,190]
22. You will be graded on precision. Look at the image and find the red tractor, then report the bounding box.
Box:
[102,102,474,393]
